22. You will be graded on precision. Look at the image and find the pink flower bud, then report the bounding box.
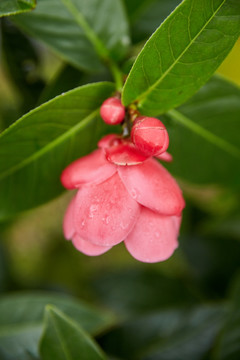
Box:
[100,97,125,125]
[131,116,169,157]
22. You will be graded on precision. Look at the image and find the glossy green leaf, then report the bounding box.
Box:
[100,304,226,360]
[0,292,114,360]
[215,274,240,360]
[0,0,35,17]
[13,0,130,72]
[0,82,115,220]
[165,76,240,187]
[40,306,106,360]
[122,0,240,115]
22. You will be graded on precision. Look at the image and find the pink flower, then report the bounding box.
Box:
[61,135,185,263]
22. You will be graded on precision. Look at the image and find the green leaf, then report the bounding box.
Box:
[100,304,226,360]
[13,0,130,72]
[92,268,198,316]
[0,292,114,360]
[40,306,106,360]
[0,82,115,220]
[0,0,35,17]
[181,234,240,297]
[122,0,240,115]
[214,273,240,360]
[165,76,240,187]
[1,19,45,113]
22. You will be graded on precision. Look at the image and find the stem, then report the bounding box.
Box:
[168,109,240,159]
[61,0,124,91]
[107,61,124,91]
[122,111,131,138]
[61,0,108,59]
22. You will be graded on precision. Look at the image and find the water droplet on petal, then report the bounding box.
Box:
[120,222,128,230]
[90,204,98,212]
[130,188,138,199]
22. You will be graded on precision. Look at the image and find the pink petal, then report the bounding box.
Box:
[74,173,140,246]
[72,234,111,256]
[106,143,148,166]
[156,151,173,162]
[63,195,77,240]
[118,158,185,216]
[172,215,182,233]
[61,149,117,189]
[125,207,179,263]
[98,134,121,149]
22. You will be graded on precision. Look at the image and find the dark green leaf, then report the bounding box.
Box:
[215,273,240,360]
[92,268,199,316]
[100,304,226,360]
[13,0,130,72]
[122,0,240,115]
[38,64,111,105]
[180,234,240,298]
[0,292,114,360]
[38,65,86,104]
[0,0,35,17]
[0,82,115,220]
[40,306,106,360]
[124,0,181,43]
[165,76,240,187]
[1,19,45,113]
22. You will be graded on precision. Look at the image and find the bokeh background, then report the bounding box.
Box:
[0,8,240,360]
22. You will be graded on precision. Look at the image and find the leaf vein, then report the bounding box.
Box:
[0,110,99,180]
[137,0,227,104]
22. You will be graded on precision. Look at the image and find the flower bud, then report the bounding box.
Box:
[131,116,169,157]
[100,97,125,125]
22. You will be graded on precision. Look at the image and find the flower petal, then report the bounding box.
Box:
[61,149,117,189]
[125,207,179,263]
[106,143,148,166]
[118,158,185,215]
[74,173,140,246]
[63,195,77,240]
[72,234,111,256]
[98,134,121,149]
[156,151,173,162]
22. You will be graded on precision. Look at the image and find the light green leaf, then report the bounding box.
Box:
[0,292,114,360]
[0,0,35,17]
[13,0,130,72]
[0,82,115,220]
[164,76,240,187]
[40,306,106,360]
[122,0,240,115]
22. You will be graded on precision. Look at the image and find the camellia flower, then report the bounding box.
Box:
[61,134,185,263]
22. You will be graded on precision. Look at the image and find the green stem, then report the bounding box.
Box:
[168,109,240,159]
[61,0,123,91]
[108,61,123,91]
[61,0,108,59]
